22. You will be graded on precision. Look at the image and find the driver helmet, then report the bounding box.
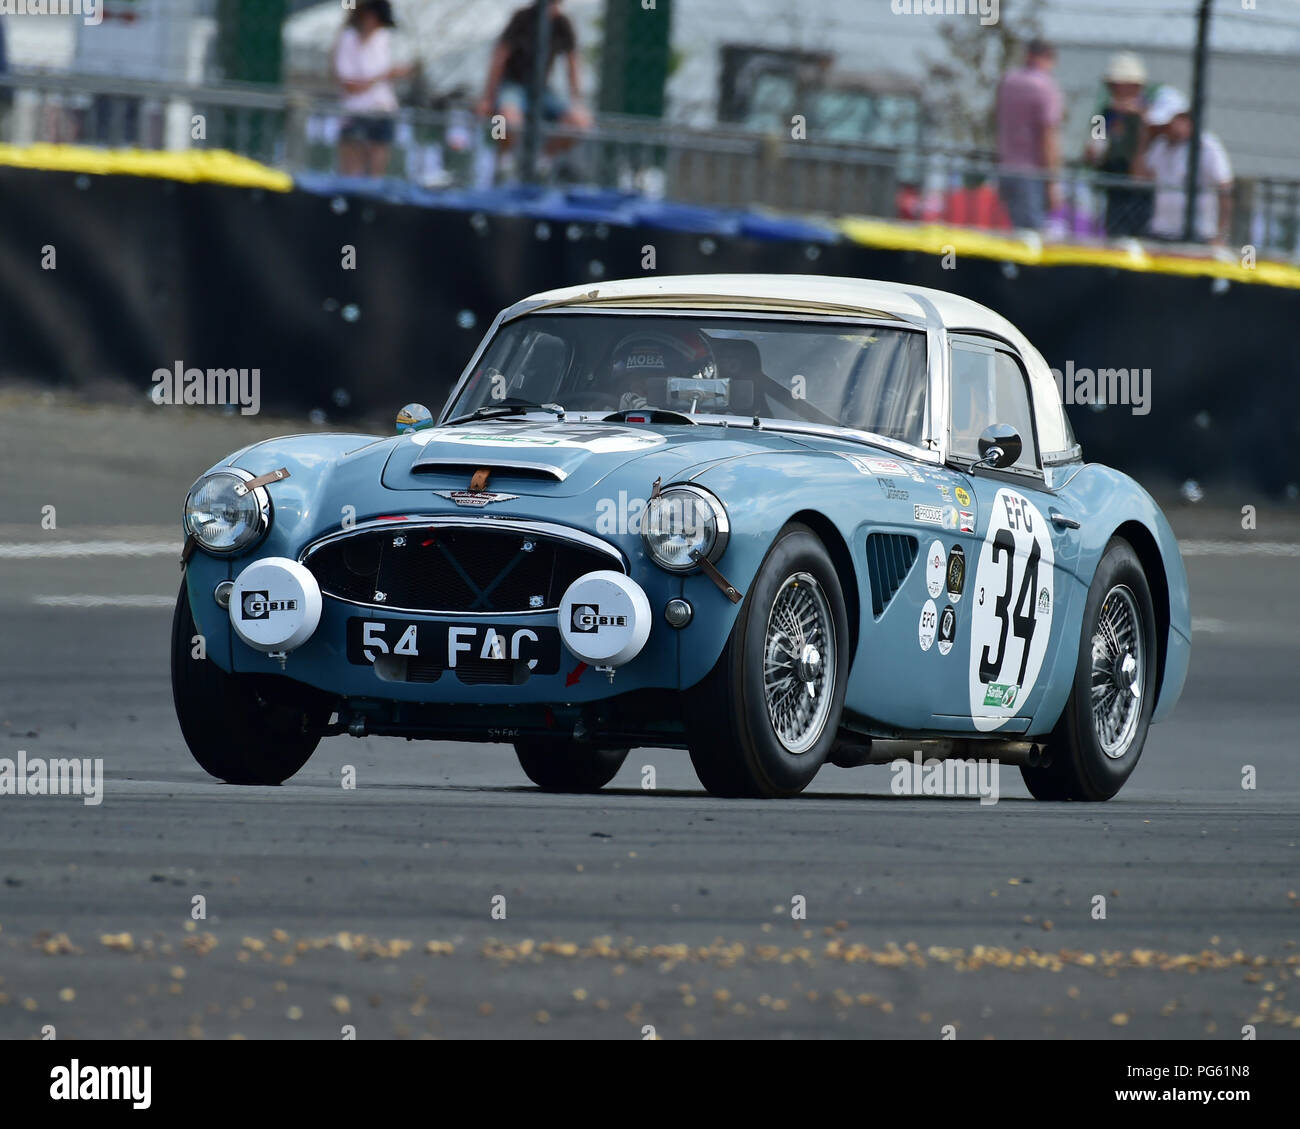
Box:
[608,329,717,410]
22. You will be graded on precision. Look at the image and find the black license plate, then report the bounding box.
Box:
[346,617,561,674]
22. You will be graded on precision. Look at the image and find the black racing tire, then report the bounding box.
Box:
[171,582,331,785]
[683,523,850,798]
[1020,538,1158,802]
[514,739,629,793]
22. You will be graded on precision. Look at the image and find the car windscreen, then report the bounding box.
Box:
[447,314,929,446]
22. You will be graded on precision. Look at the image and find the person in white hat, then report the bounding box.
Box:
[1086,53,1153,236]
[1136,87,1234,244]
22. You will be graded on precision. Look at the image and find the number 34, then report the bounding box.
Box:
[978,529,1041,687]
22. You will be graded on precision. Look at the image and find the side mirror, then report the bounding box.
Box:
[972,423,1022,470]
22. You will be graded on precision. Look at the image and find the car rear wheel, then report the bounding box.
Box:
[1020,538,1158,801]
[684,524,849,798]
[514,739,629,792]
[171,583,332,785]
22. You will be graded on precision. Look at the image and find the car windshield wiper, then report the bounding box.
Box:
[442,400,565,427]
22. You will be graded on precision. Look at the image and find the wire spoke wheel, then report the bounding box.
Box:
[1089,584,1145,759]
[763,572,835,755]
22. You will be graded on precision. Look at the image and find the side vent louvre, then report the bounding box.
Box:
[865,533,919,617]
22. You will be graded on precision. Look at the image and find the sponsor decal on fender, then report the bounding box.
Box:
[925,540,946,599]
[914,503,944,526]
[937,603,957,656]
[918,599,938,651]
[983,681,1019,709]
[946,544,966,603]
[955,486,972,507]
[969,489,1054,731]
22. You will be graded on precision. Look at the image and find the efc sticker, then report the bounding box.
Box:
[919,599,937,651]
[969,489,1055,730]
[938,604,957,656]
[955,486,972,507]
[914,503,944,526]
[925,540,945,599]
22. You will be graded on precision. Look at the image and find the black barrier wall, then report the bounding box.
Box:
[1,168,1297,493]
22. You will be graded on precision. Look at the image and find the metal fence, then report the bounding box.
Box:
[1,68,1296,259]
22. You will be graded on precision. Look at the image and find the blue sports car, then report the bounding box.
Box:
[172,275,1189,799]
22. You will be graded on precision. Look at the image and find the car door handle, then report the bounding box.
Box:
[1049,509,1080,529]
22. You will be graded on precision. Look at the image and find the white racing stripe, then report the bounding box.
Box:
[1178,540,1300,558]
[33,595,175,608]
[0,540,177,559]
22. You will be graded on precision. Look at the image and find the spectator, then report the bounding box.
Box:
[1137,87,1234,244]
[1085,52,1153,238]
[333,0,413,178]
[476,1,592,168]
[995,38,1064,231]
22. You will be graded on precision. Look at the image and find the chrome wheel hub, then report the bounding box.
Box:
[1090,585,1145,759]
[795,643,822,683]
[763,573,835,755]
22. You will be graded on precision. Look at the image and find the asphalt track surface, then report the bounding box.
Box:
[1,389,1298,1040]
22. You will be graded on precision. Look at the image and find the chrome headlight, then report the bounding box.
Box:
[183,469,270,555]
[642,485,728,572]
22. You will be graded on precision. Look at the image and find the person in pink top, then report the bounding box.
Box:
[995,39,1064,231]
[333,0,414,178]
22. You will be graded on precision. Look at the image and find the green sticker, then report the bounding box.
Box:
[983,682,1019,708]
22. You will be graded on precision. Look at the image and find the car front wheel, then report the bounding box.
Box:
[684,524,850,798]
[171,583,332,785]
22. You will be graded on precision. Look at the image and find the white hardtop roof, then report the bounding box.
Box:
[512,274,1023,340]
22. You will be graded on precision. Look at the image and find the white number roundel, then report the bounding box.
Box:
[968,489,1055,731]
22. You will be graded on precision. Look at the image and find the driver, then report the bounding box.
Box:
[605,329,718,411]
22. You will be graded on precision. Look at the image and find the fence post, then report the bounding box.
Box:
[1183,0,1213,242]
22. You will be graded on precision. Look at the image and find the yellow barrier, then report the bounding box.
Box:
[837,216,1300,291]
[0,144,293,192]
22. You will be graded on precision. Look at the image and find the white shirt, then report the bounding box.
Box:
[335,27,399,114]
[1146,131,1233,241]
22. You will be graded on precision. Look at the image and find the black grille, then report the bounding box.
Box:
[305,524,619,615]
[865,532,919,617]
